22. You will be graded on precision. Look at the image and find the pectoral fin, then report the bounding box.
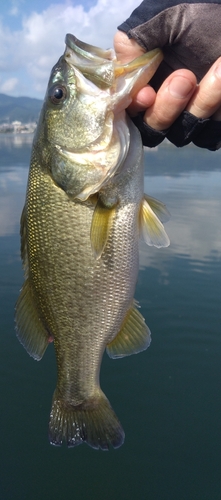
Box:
[144,194,170,223]
[15,280,51,360]
[106,302,151,358]
[139,197,170,248]
[90,198,116,259]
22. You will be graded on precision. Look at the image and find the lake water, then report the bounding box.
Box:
[0,133,221,500]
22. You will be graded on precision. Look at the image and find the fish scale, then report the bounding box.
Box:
[27,147,140,398]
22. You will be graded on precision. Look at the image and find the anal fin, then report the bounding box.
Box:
[15,279,50,360]
[106,301,151,359]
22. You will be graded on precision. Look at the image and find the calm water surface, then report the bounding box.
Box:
[0,134,221,500]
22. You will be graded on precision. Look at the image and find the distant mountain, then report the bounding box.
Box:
[0,93,43,124]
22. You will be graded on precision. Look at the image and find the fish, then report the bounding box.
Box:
[15,34,170,450]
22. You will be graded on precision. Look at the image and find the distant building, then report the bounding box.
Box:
[0,121,36,134]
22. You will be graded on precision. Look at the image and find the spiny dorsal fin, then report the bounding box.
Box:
[106,301,151,358]
[15,279,51,360]
[90,197,116,259]
[139,196,170,248]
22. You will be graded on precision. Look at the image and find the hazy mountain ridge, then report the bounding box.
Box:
[0,93,43,124]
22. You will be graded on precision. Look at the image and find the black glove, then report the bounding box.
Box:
[118,0,221,150]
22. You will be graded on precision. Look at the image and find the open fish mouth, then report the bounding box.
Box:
[64,33,163,111]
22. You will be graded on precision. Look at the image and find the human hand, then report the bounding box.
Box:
[114,31,221,132]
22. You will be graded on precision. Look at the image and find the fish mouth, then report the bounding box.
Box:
[64,33,163,102]
[64,34,115,88]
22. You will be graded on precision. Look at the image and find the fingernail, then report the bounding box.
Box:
[168,76,195,99]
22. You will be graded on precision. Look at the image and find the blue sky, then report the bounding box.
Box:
[0,0,139,99]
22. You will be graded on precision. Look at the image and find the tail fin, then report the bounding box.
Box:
[49,389,125,450]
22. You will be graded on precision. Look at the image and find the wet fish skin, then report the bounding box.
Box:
[15,35,169,450]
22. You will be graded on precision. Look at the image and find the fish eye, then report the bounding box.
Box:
[48,84,67,105]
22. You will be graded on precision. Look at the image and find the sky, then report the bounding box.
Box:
[0,0,140,99]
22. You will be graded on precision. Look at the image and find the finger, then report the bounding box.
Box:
[144,70,197,130]
[113,31,158,115]
[114,31,197,129]
[127,85,157,115]
[114,30,145,63]
[186,57,221,118]
[213,103,221,121]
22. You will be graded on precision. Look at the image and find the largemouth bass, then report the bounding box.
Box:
[15,34,170,450]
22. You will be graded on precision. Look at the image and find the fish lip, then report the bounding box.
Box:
[65,33,114,62]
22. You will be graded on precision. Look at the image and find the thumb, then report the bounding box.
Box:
[114,30,145,63]
[113,30,156,115]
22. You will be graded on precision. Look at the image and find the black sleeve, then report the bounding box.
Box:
[118,0,221,88]
[132,112,221,151]
[118,0,221,150]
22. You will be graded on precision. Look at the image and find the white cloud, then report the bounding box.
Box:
[9,6,19,16]
[0,77,18,93]
[139,168,221,271]
[8,0,21,17]
[0,0,139,98]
